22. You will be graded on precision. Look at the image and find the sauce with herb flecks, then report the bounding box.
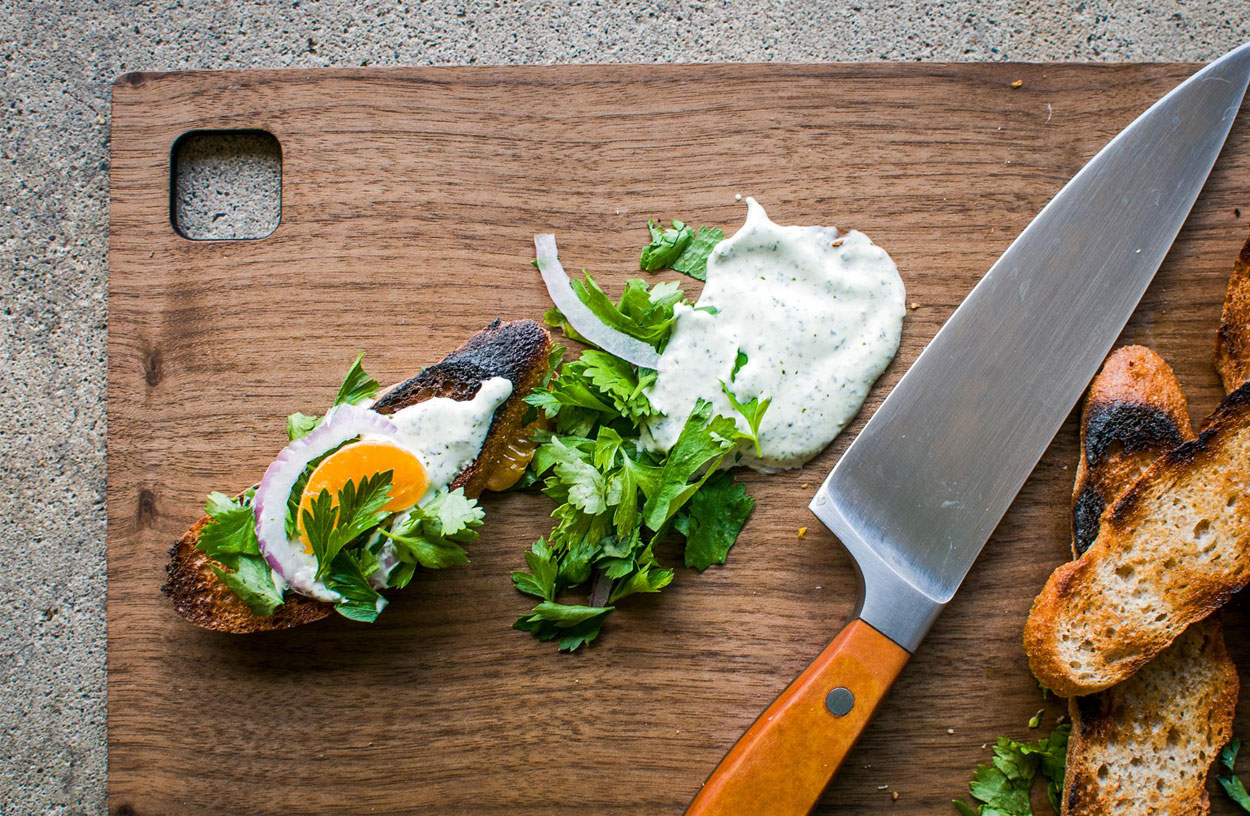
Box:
[643,198,905,471]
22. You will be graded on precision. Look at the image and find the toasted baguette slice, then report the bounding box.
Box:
[1214,228,1250,392]
[1065,617,1237,815]
[162,319,551,633]
[1024,380,1250,696]
[1061,346,1237,816]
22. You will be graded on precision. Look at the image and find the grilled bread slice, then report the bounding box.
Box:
[1061,346,1237,816]
[1025,233,1250,697]
[1214,228,1250,392]
[163,319,551,633]
[1025,376,1250,696]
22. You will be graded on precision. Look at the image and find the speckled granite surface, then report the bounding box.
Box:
[1,2,1247,812]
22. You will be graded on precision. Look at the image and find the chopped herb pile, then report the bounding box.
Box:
[514,221,764,651]
[1220,738,1250,811]
[196,356,484,622]
[954,717,1070,816]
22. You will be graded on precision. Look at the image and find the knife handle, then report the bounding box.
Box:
[685,618,910,816]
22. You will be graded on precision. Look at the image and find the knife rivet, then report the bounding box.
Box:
[826,687,854,717]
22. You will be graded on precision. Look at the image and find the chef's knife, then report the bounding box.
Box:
[687,43,1250,816]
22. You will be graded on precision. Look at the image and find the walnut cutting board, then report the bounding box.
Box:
[108,64,1250,816]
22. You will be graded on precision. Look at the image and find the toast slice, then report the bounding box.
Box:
[1024,378,1250,696]
[1061,346,1237,816]
[162,319,551,633]
[1025,232,1250,697]
[1213,228,1250,392]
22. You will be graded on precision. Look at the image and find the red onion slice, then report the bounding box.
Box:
[534,233,662,370]
[253,403,401,601]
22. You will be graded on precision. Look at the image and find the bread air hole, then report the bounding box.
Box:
[1115,564,1134,580]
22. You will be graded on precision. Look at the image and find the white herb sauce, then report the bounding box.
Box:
[364,377,512,591]
[384,376,513,495]
[643,198,905,471]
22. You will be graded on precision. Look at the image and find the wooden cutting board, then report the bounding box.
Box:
[108,64,1250,816]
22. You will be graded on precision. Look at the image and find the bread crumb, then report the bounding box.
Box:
[877,784,889,790]
[946,727,955,734]
[797,526,808,539]
[832,239,844,248]
[892,791,900,801]
[909,301,919,310]
[1011,79,1024,88]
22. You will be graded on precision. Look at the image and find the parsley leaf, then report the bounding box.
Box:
[285,411,320,441]
[640,219,724,281]
[301,471,394,581]
[579,350,657,422]
[955,722,1070,816]
[322,548,386,622]
[539,435,609,515]
[642,399,744,530]
[512,539,559,602]
[640,220,694,271]
[1220,739,1250,811]
[334,352,381,407]
[512,601,614,652]
[674,471,755,570]
[210,555,284,617]
[721,382,771,456]
[382,488,484,574]
[198,490,261,570]
[551,273,685,352]
[607,562,673,602]
[670,225,724,281]
[198,490,282,616]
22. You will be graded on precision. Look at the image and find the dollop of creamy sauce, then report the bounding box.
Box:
[386,376,513,495]
[643,198,905,471]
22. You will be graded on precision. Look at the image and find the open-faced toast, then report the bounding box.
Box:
[162,319,551,633]
[1061,346,1237,816]
[1025,231,1250,697]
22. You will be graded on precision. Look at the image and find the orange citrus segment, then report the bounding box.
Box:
[297,440,429,553]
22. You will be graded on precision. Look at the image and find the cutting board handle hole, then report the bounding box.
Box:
[170,129,282,240]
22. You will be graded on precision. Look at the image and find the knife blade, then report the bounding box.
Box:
[688,43,1250,816]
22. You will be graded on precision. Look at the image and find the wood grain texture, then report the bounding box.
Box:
[108,64,1250,816]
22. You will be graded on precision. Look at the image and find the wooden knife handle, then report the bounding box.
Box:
[686,618,910,816]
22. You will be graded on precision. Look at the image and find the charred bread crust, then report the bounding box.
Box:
[165,511,335,633]
[1024,381,1250,696]
[1214,229,1250,392]
[1071,346,1191,556]
[374,318,551,498]
[1059,346,1238,815]
[163,319,551,633]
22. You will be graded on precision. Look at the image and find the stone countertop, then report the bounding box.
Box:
[2,2,1247,812]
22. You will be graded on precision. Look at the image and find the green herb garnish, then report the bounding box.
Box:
[954,719,1070,816]
[197,489,283,617]
[515,250,761,651]
[640,219,725,281]
[1220,738,1250,811]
